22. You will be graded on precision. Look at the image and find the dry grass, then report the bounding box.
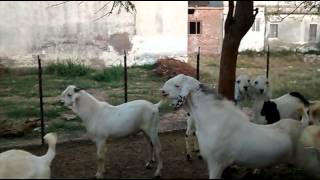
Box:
[189,52,320,100]
[1,52,320,140]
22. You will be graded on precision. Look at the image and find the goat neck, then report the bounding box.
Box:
[184,88,227,128]
[252,96,268,124]
[72,91,103,122]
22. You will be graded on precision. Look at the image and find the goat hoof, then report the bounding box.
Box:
[146,164,152,169]
[186,154,192,161]
[252,168,261,175]
[154,175,161,179]
[95,173,104,179]
[198,155,203,160]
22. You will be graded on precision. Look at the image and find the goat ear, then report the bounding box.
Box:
[71,93,80,105]
[74,87,82,92]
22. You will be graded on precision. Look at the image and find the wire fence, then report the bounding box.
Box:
[0,47,202,146]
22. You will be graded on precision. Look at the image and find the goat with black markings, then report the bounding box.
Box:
[252,75,309,125]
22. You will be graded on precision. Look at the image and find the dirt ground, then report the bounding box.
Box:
[0,130,312,179]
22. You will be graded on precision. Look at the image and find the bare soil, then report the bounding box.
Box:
[0,130,311,179]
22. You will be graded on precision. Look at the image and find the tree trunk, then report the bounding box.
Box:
[218,1,258,101]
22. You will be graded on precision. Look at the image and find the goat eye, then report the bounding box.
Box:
[67,94,72,97]
[236,80,240,84]
[266,81,269,85]
[248,80,250,82]
[175,85,180,88]
[255,81,258,85]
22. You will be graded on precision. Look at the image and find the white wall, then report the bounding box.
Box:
[0,1,136,68]
[239,7,266,52]
[267,14,320,51]
[131,1,188,65]
[222,1,320,52]
[0,1,188,68]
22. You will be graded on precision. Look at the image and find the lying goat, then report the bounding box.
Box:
[60,85,163,178]
[234,74,252,109]
[0,133,57,179]
[161,74,320,179]
[251,75,309,124]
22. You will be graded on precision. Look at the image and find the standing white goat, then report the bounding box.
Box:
[185,74,251,160]
[234,74,252,109]
[0,133,57,179]
[60,85,163,179]
[161,74,320,179]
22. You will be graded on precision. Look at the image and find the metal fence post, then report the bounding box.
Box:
[197,47,200,80]
[266,44,270,79]
[37,55,45,145]
[124,50,128,103]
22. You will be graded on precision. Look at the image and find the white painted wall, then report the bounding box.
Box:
[0,1,188,68]
[0,1,136,68]
[266,14,320,51]
[222,1,320,52]
[239,7,266,52]
[131,1,188,65]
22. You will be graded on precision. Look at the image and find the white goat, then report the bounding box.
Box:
[161,74,320,179]
[299,101,320,149]
[60,85,163,179]
[307,100,320,125]
[251,75,272,101]
[251,75,309,125]
[300,125,320,149]
[234,74,252,109]
[0,133,57,179]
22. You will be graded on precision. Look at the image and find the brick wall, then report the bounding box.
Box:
[188,7,223,57]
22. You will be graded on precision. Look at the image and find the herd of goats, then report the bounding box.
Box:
[1,73,320,179]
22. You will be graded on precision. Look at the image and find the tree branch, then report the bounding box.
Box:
[93,1,117,22]
[254,8,258,17]
[46,1,136,22]
[234,1,256,38]
[93,1,136,21]
[46,1,70,9]
[276,1,305,22]
[225,1,234,31]
[94,1,112,14]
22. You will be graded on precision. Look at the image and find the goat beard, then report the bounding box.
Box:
[174,95,185,110]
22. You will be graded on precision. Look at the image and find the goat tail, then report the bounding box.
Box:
[42,132,58,165]
[290,92,310,106]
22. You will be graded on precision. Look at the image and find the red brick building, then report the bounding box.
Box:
[188,1,223,57]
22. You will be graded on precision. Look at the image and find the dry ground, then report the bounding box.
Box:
[0,130,311,179]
